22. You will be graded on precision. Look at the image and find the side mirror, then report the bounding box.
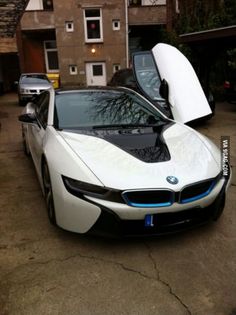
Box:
[159,79,169,101]
[18,113,37,124]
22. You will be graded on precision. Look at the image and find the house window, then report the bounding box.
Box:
[44,41,59,72]
[84,8,103,43]
[65,21,74,32]
[69,65,78,75]
[112,20,120,31]
[113,64,121,73]
[129,0,141,5]
[43,0,53,10]
[129,0,166,5]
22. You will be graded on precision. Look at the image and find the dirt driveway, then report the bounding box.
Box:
[0,93,235,315]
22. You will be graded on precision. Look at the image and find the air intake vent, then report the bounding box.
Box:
[180,179,216,204]
[123,190,173,208]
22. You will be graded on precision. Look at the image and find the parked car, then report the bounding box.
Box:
[18,85,231,237]
[17,73,52,106]
[109,45,215,122]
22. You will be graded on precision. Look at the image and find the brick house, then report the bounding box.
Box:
[16,0,175,87]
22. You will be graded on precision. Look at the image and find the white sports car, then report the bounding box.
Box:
[18,44,231,236]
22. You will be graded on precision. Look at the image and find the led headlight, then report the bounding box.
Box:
[62,175,123,203]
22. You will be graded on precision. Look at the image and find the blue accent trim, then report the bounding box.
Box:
[129,201,172,208]
[181,181,216,204]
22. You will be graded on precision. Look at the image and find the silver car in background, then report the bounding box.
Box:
[17,73,52,106]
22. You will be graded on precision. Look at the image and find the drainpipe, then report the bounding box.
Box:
[124,0,129,68]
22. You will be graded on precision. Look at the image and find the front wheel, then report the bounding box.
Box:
[42,161,57,226]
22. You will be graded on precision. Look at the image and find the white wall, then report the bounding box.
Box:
[142,0,166,5]
[26,0,43,11]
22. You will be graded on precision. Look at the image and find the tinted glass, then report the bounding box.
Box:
[55,90,165,129]
[35,92,50,128]
[133,52,163,101]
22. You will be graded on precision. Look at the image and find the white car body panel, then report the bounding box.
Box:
[152,43,212,123]
[19,87,229,235]
[59,123,220,191]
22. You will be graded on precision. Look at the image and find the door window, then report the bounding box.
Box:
[35,91,50,129]
[86,62,106,86]
[93,65,103,76]
[132,51,162,102]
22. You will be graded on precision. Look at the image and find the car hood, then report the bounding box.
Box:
[58,123,220,190]
[20,83,52,90]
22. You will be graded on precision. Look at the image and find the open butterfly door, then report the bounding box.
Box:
[132,43,212,124]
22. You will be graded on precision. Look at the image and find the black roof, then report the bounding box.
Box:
[180,25,236,49]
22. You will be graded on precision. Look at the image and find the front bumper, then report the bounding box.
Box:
[19,93,38,101]
[53,168,231,237]
[88,184,226,237]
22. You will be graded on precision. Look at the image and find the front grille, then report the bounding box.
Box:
[29,89,37,93]
[180,179,216,204]
[122,190,173,207]
[122,175,220,208]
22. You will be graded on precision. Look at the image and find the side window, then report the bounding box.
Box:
[132,52,162,101]
[84,8,103,43]
[35,92,50,129]
[44,41,59,73]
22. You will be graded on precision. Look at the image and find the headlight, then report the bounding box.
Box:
[20,89,29,94]
[62,175,123,202]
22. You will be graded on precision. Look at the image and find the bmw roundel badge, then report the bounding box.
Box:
[166,176,178,185]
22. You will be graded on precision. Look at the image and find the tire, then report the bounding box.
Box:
[42,161,57,226]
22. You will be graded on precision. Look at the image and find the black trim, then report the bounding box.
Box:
[62,175,124,203]
[89,182,227,237]
[62,122,173,163]
[62,172,223,207]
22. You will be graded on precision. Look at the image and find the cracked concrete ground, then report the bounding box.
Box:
[0,93,235,315]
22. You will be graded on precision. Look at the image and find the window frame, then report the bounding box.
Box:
[44,40,59,73]
[65,21,74,32]
[34,91,50,129]
[83,8,103,43]
[112,19,120,31]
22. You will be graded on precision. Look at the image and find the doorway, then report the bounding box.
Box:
[86,62,106,86]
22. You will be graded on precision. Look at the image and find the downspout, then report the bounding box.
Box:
[125,0,129,68]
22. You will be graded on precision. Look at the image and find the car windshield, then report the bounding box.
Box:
[54,90,166,129]
[21,75,49,84]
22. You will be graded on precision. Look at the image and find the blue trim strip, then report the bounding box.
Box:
[129,201,172,208]
[180,181,216,204]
